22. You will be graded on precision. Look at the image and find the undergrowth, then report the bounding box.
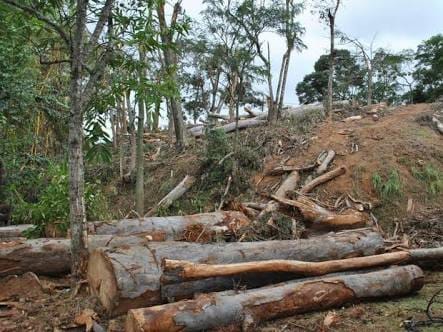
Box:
[412,164,443,196]
[11,163,110,237]
[372,169,403,200]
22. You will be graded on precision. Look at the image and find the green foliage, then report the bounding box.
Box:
[413,34,443,102]
[12,163,110,238]
[296,49,365,104]
[372,170,403,200]
[412,164,443,196]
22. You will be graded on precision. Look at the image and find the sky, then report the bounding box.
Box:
[181,0,443,106]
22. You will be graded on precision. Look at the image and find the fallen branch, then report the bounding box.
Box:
[271,195,369,230]
[274,171,300,199]
[300,166,346,194]
[0,224,33,240]
[265,163,317,176]
[189,119,266,137]
[145,175,196,216]
[316,149,335,175]
[126,265,424,332]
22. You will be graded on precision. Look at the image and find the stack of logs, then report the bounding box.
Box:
[1,146,443,332]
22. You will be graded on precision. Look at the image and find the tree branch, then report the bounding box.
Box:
[1,0,70,47]
[85,0,114,58]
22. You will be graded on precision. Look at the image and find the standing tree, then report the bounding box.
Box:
[340,33,378,106]
[274,0,306,115]
[156,0,188,151]
[0,0,116,275]
[314,0,341,114]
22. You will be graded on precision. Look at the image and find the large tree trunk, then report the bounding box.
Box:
[69,0,88,276]
[0,235,164,277]
[87,230,384,315]
[126,90,137,177]
[87,211,250,240]
[126,265,424,332]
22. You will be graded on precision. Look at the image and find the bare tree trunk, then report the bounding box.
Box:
[266,43,277,124]
[327,16,335,115]
[277,50,291,115]
[367,66,373,106]
[152,100,160,132]
[126,90,136,176]
[135,50,146,216]
[69,0,88,276]
[157,1,185,151]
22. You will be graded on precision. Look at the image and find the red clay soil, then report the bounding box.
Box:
[256,104,443,229]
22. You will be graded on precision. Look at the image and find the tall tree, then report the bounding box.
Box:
[1,0,115,275]
[274,0,306,115]
[315,0,341,114]
[413,34,443,102]
[156,0,187,151]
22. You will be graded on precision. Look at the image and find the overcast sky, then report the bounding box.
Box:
[181,0,443,106]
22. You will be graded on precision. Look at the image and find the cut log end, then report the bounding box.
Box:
[87,249,119,314]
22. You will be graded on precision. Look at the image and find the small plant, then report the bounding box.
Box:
[372,170,403,200]
[13,162,110,238]
[412,164,443,196]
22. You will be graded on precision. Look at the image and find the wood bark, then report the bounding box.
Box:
[326,1,340,115]
[0,235,163,277]
[125,265,424,332]
[68,0,88,276]
[300,166,346,194]
[87,211,250,240]
[189,119,266,137]
[272,195,369,230]
[0,224,33,240]
[87,230,384,315]
[145,175,196,217]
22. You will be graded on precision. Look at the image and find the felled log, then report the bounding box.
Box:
[0,235,160,277]
[265,163,316,176]
[316,149,335,175]
[190,119,266,137]
[88,211,250,241]
[272,195,369,230]
[0,224,33,240]
[343,115,363,122]
[125,265,424,332]
[87,230,384,315]
[145,175,196,216]
[162,248,443,282]
[274,171,300,199]
[300,166,346,194]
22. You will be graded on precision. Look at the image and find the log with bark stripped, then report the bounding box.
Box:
[145,175,196,216]
[162,247,443,282]
[87,230,384,315]
[125,265,424,332]
[189,118,266,137]
[299,166,346,194]
[88,211,250,241]
[272,195,369,230]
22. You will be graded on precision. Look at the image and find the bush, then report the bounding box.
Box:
[11,162,110,237]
